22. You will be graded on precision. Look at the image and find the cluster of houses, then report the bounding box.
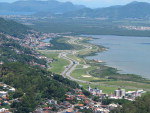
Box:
[124,90,146,101]
[21,32,57,49]
[1,85,145,113]
[31,53,54,68]
[109,88,146,101]
[88,86,146,101]
[34,88,120,113]
[88,86,103,96]
[0,83,16,113]
[1,28,147,113]
[120,25,150,31]
[20,31,72,50]
[33,86,146,113]
[2,30,60,50]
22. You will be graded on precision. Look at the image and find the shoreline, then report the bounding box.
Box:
[43,35,149,81]
[84,35,150,80]
[60,35,149,80]
[41,35,150,93]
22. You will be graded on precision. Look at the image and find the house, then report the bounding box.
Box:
[108,103,119,110]
[0,91,7,97]
[0,108,11,113]
[94,108,109,113]
[9,88,15,92]
[88,86,103,96]
[48,99,57,105]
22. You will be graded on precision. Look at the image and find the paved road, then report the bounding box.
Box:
[60,52,88,83]
[59,37,91,83]
[57,37,150,91]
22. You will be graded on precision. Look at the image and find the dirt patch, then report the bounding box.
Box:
[82,75,92,78]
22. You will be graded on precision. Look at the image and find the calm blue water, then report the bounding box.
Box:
[86,35,150,79]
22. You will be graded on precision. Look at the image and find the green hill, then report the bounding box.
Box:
[0,18,30,38]
[63,1,150,19]
[0,18,80,112]
[0,34,46,65]
[0,0,85,14]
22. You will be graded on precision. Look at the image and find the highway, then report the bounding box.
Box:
[59,37,91,83]
[57,36,150,91]
[60,52,88,83]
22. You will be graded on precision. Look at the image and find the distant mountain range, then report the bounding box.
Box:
[0,0,85,14]
[0,1,150,19]
[63,1,150,19]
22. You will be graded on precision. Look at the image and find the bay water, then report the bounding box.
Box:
[86,35,150,79]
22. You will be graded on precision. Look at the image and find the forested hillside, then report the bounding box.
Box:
[0,62,79,112]
[0,18,30,38]
[0,18,80,112]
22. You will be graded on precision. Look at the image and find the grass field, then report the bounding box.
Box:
[67,54,85,65]
[79,82,134,94]
[39,37,150,94]
[49,58,69,74]
[66,37,150,93]
[39,51,69,74]
[101,81,150,90]
[71,66,108,82]
[42,52,58,59]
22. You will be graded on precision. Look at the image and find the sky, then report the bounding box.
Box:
[1,0,150,8]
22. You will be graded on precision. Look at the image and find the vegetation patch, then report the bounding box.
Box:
[40,51,69,74]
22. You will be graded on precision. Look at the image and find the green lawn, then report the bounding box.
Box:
[49,58,69,74]
[79,82,136,94]
[38,37,150,94]
[71,67,107,82]
[39,51,69,74]
[76,65,84,68]
[67,54,86,65]
[43,52,58,59]
[101,81,150,90]
[79,82,120,94]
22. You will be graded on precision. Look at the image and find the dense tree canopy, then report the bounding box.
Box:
[0,18,30,38]
[0,62,80,112]
[0,34,80,112]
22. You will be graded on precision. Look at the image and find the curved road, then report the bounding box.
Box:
[59,36,92,83]
[60,52,88,83]
[57,37,150,91]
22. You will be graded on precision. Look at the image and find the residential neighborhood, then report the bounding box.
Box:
[33,86,146,113]
[0,83,16,113]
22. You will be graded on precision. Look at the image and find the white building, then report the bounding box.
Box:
[125,89,146,99]
[0,108,10,113]
[114,90,120,97]
[0,91,8,97]
[94,108,109,113]
[121,89,126,97]
[114,89,126,98]
[108,103,119,110]
[88,86,102,95]
[9,88,15,92]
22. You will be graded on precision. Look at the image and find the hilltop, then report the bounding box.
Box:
[63,1,150,19]
[0,0,85,15]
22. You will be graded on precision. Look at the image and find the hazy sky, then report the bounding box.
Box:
[1,0,150,8]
